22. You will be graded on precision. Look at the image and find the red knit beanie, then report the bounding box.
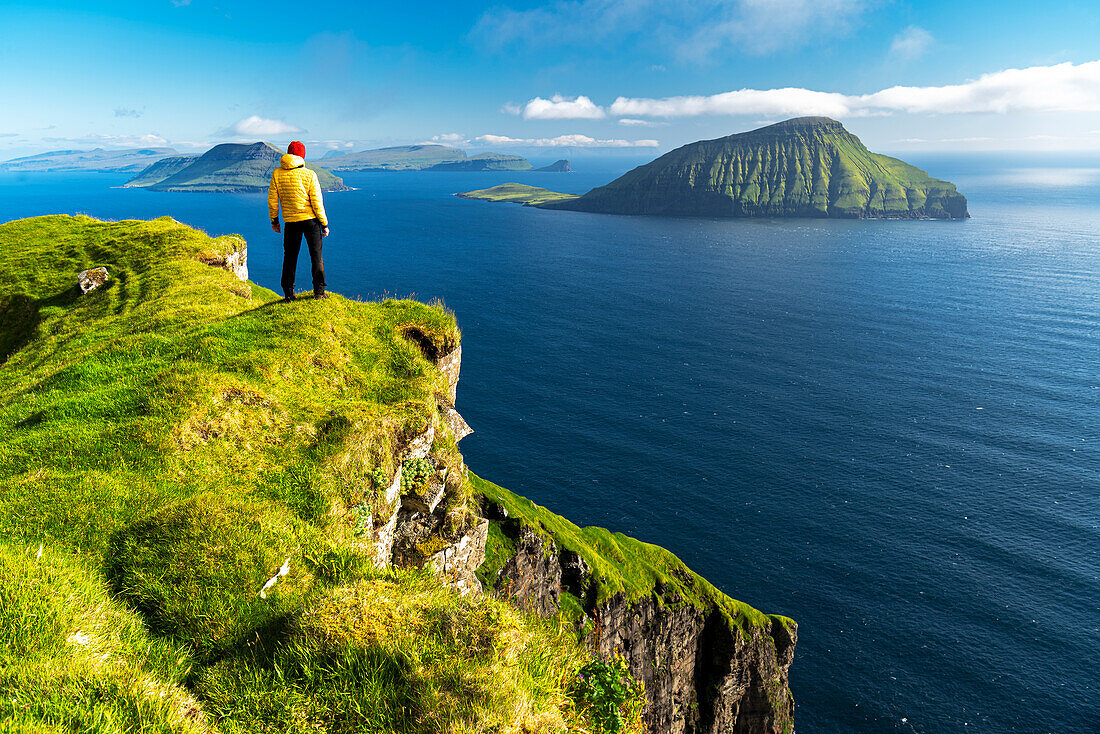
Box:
[288,141,305,158]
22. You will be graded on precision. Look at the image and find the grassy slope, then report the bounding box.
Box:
[456,183,579,206]
[0,215,613,733]
[472,475,794,637]
[540,118,968,219]
[122,156,196,188]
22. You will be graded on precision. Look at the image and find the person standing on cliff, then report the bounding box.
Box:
[268,140,330,301]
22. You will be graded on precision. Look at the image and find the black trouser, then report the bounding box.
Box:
[281,218,325,296]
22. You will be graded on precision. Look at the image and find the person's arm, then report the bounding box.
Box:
[268,172,281,232]
[308,171,329,234]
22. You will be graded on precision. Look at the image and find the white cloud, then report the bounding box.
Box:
[474,133,659,148]
[114,107,143,118]
[608,60,1100,118]
[307,139,357,150]
[611,88,853,118]
[429,133,467,144]
[226,115,303,137]
[471,0,869,60]
[889,26,933,61]
[500,102,523,115]
[619,118,652,126]
[522,95,606,120]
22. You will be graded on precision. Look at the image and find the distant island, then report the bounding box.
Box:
[123,142,348,193]
[534,159,572,172]
[319,144,570,173]
[456,183,579,206]
[2,143,572,178]
[459,117,968,220]
[0,147,180,173]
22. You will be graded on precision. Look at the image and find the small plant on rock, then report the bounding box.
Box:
[350,502,372,536]
[401,458,435,494]
[571,654,646,734]
[368,466,390,490]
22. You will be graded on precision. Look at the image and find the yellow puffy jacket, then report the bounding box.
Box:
[268,154,328,226]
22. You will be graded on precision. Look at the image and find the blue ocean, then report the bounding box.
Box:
[1,154,1097,733]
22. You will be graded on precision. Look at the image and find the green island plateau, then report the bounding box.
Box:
[456,182,580,206]
[460,117,969,220]
[0,215,796,733]
[123,142,349,193]
[0,147,181,173]
[320,145,567,173]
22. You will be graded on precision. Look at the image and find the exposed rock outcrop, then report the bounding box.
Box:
[597,594,796,734]
[78,267,109,294]
[375,320,796,730]
[475,485,797,734]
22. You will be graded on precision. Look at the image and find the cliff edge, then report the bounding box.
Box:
[0,215,795,733]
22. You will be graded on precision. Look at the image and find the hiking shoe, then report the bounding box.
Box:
[281,294,297,303]
[314,291,329,300]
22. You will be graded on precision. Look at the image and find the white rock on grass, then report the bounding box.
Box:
[78,267,109,294]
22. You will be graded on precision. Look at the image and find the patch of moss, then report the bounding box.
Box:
[476,520,518,588]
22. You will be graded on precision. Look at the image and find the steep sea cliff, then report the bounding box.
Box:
[0,215,795,733]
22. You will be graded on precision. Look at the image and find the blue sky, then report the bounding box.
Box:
[2,0,1099,159]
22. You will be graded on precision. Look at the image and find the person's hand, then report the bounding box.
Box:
[271,220,281,234]
[322,226,330,238]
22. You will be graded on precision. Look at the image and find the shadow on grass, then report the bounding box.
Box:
[0,286,82,364]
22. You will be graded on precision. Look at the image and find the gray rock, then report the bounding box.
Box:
[78,267,109,294]
[391,507,442,568]
[371,505,400,569]
[438,398,473,441]
[560,549,591,598]
[437,344,461,402]
[428,517,488,597]
[223,247,248,282]
[403,420,435,460]
[401,476,445,515]
[490,525,562,617]
[481,516,797,733]
[198,239,248,281]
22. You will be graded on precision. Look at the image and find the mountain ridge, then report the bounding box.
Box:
[461,117,968,219]
[123,142,348,193]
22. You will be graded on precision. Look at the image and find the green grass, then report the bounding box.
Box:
[0,540,203,733]
[0,214,641,733]
[473,474,794,638]
[456,183,579,206]
[193,570,592,734]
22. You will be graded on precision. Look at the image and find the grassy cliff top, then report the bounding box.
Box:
[0,215,457,555]
[0,214,787,731]
[0,215,624,733]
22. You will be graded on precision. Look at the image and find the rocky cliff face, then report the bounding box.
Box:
[380,334,798,733]
[474,494,797,734]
